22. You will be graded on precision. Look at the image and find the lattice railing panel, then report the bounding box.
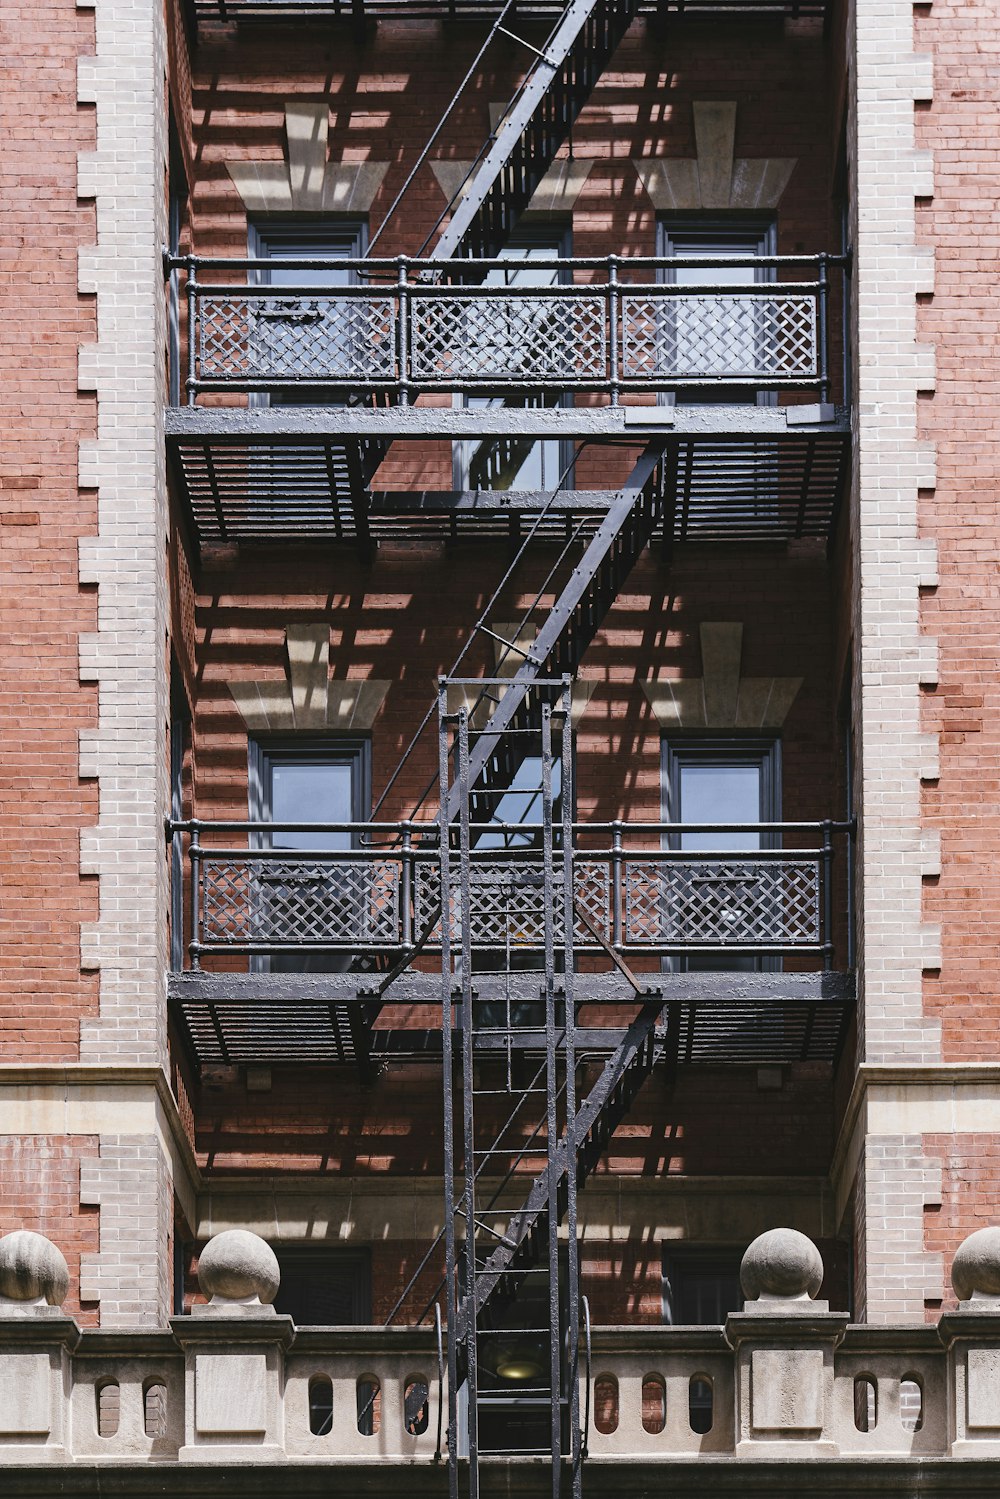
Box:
[621,294,817,381]
[198,295,396,381]
[202,860,255,943]
[200,857,402,947]
[414,859,610,947]
[624,859,820,946]
[195,852,825,953]
[409,294,606,382]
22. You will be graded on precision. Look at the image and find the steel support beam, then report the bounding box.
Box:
[166,403,844,442]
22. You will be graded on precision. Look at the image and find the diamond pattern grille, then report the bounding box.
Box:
[198,854,821,953]
[198,295,396,382]
[413,859,609,947]
[624,859,820,946]
[201,857,401,949]
[621,294,817,381]
[409,294,606,382]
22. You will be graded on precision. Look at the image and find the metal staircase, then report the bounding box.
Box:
[428,0,643,262]
[342,0,646,528]
[370,445,661,1499]
[444,442,665,829]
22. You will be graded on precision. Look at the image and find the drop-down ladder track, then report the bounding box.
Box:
[440,687,583,1499]
[436,683,666,1499]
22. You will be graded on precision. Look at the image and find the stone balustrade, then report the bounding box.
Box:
[4,1225,1000,1466]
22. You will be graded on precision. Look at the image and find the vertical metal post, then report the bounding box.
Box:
[611,820,623,949]
[817,253,830,405]
[540,702,562,1496]
[401,824,414,951]
[607,255,620,407]
[437,684,460,1499]
[186,255,198,407]
[559,682,582,1499]
[846,819,856,973]
[397,258,411,407]
[457,705,479,1499]
[821,819,834,972]
[190,827,202,971]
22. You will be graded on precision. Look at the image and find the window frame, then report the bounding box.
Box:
[247,735,372,975]
[248,216,369,273]
[453,222,575,492]
[661,735,782,973]
[249,734,372,834]
[661,736,781,832]
[661,1245,744,1326]
[656,215,777,407]
[270,1245,372,1326]
[247,217,369,408]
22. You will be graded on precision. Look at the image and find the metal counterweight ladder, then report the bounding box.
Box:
[434,683,663,1499]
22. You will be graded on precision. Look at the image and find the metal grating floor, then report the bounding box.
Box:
[663,995,852,1068]
[168,431,849,550]
[171,990,852,1068]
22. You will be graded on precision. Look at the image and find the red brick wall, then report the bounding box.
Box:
[923,1134,1000,1316]
[188,543,838,828]
[0,1136,101,1325]
[916,1,1000,1062]
[0,0,99,1058]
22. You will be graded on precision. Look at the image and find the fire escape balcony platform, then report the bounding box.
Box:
[169,968,855,1069]
[192,0,831,24]
[167,408,849,549]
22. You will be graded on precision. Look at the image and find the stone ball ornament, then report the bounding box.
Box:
[952,1225,1000,1306]
[0,1229,70,1308]
[740,1227,824,1304]
[197,1229,280,1309]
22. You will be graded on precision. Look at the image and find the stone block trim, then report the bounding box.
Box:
[850,0,941,1066]
[856,1134,943,1323]
[643,622,802,731]
[634,101,796,211]
[79,1135,173,1328]
[74,0,170,1066]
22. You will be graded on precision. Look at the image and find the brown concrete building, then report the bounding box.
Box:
[2,0,1000,1491]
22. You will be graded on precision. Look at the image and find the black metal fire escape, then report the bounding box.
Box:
[166,3,853,1488]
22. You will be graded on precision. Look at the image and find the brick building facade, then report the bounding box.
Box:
[2,0,1000,1489]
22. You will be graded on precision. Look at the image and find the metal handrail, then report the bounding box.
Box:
[165,251,847,405]
[169,817,854,970]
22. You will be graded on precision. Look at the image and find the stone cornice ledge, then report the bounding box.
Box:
[0,1064,201,1219]
[832,1064,1000,1219]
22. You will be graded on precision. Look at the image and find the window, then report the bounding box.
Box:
[454,228,574,492]
[657,219,775,405]
[271,1247,371,1326]
[662,1248,742,1325]
[662,738,780,972]
[475,753,563,852]
[250,738,370,973]
[250,218,367,404]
